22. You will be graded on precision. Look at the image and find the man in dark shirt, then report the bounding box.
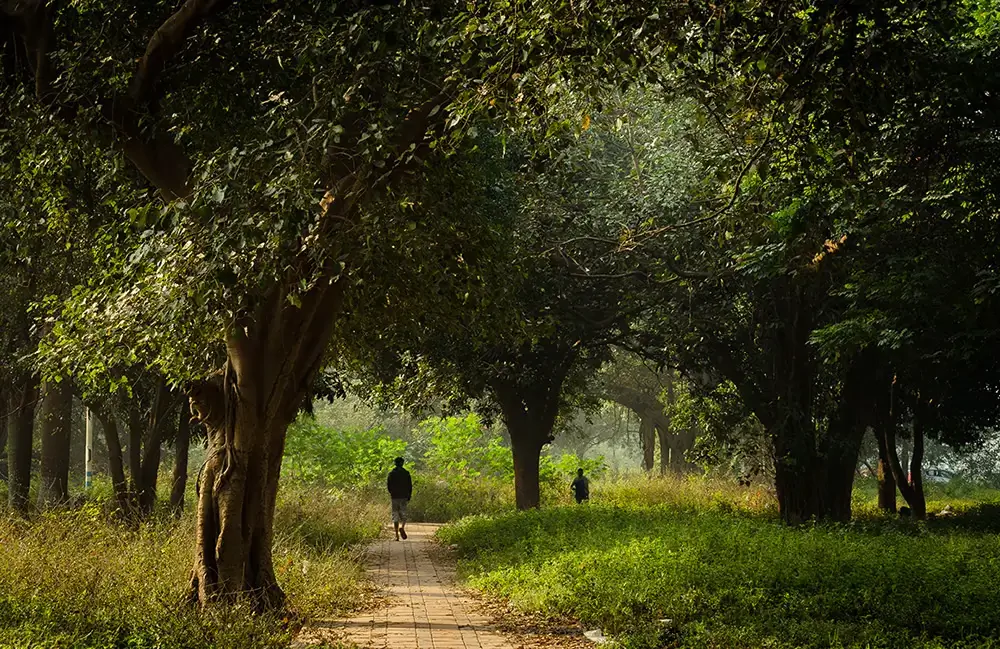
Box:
[571,468,590,504]
[387,457,412,540]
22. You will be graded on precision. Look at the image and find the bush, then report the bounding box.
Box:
[0,483,382,648]
[283,416,407,488]
[440,479,1000,649]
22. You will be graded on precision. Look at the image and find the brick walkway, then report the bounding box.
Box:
[294,523,513,649]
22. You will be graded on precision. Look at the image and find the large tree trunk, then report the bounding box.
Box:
[510,433,544,510]
[491,352,569,511]
[666,427,697,474]
[188,279,346,608]
[772,416,819,524]
[7,377,38,514]
[171,404,191,516]
[37,379,73,507]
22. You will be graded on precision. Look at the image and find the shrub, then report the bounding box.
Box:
[283,416,407,488]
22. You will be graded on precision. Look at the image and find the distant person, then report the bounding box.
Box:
[571,468,590,504]
[387,457,412,540]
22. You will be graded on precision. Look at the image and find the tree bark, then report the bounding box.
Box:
[656,421,670,475]
[510,433,544,510]
[605,385,674,474]
[188,278,346,608]
[95,411,132,516]
[7,377,38,514]
[0,385,8,482]
[37,378,73,507]
[491,349,570,511]
[882,383,927,520]
[874,400,897,513]
[666,427,697,474]
[639,417,655,472]
[171,403,191,516]
[907,401,927,519]
[127,404,142,505]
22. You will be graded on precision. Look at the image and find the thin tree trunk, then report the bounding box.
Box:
[7,377,38,514]
[92,409,132,516]
[37,379,73,507]
[662,376,676,475]
[908,402,927,519]
[137,381,175,515]
[171,404,191,516]
[0,385,8,482]
[639,417,655,473]
[656,422,670,475]
[127,406,142,506]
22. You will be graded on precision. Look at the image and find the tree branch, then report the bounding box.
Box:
[129,0,230,108]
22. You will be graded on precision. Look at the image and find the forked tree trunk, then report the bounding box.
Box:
[666,427,697,474]
[874,412,897,514]
[188,278,346,608]
[138,381,176,515]
[605,385,671,475]
[882,385,927,520]
[171,406,191,516]
[770,395,866,523]
[877,454,897,513]
[37,379,73,507]
[7,377,38,514]
[907,403,927,519]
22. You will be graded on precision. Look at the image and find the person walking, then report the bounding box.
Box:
[387,456,412,540]
[571,468,590,504]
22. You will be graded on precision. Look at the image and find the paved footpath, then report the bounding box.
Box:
[294,523,513,649]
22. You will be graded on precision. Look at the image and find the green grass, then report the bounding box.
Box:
[439,476,1000,649]
[0,482,382,649]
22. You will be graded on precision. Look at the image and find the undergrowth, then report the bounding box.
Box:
[0,482,382,649]
[440,476,1000,649]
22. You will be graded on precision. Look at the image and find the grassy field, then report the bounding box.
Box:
[439,476,1000,649]
[0,483,382,649]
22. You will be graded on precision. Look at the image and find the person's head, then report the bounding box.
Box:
[394,457,405,468]
[577,468,584,477]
